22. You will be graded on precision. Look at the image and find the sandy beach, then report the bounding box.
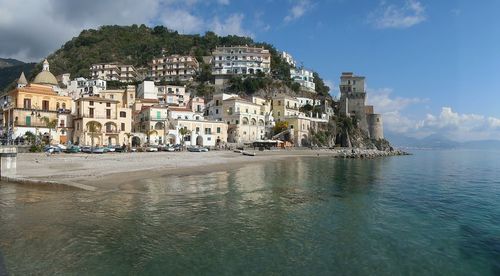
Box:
[10,149,407,190]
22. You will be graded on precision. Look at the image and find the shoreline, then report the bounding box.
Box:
[5,149,410,191]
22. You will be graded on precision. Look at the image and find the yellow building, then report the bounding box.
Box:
[2,60,73,144]
[72,94,132,146]
[135,105,169,145]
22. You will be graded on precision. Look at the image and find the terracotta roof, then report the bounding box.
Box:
[168,107,191,111]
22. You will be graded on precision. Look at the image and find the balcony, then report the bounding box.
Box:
[78,114,117,120]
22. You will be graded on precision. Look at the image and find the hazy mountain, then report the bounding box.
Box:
[0,58,36,92]
[386,131,500,150]
[0,58,26,68]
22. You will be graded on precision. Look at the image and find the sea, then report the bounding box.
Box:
[0,149,499,275]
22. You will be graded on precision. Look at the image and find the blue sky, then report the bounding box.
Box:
[1,0,499,141]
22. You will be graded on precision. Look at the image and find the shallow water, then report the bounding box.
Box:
[1,150,500,275]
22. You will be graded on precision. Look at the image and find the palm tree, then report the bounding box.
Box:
[144,129,158,145]
[87,121,101,152]
[124,132,132,150]
[41,116,57,145]
[178,127,191,149]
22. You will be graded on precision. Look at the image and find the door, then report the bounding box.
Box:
[25,116,31,127]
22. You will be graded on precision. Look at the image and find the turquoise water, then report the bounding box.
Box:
[1,150,500,275]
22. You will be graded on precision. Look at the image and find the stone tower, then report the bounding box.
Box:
[367,113,384,140]
[339,72,369,134]
[339,72,384,140]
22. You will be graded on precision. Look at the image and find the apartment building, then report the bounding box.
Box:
[72,95,132,146]
[170,117,228,147]
[290,68,316,92]
[206,93,266,143]
[66,77,107,99]
[211,46,271,78]
[281,51,296,67]
[90,63,137,83]
[135,105,169,145]
[149,55,199,82]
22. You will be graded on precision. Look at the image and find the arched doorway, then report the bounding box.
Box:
[301,134,310,147]
[132,136,141,147]
[196,135,203,146]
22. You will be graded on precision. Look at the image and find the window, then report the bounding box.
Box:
[106,102,111,107]
[196,127,200,133]
[215,109,219,114]
[277,100,281,106]
[106,109,111,119]
[89,101,94,106]
[236,120,239,124]
[205,128,211,134]
[217,127,221,133]
[56,103,60,110]
[89,108,94,118]
[120,111,126,118]
[25,116,31,126]
[156,111,161,120]
[23,99,31,109]
[245,108,248,113]
[121,123,125,131]
[60,120,65,127]
[76,122,80,130]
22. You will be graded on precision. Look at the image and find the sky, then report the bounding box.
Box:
[0,0,499,141]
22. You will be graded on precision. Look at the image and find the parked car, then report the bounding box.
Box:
[44,145,62,154]
[65,145,81,153]
[91,147,106,154]
[146,146,159,152]
[105,146,116,152]
[114,145,127,152]
[187,146,202,152]
[173,144,182,151]
[81,146,91,153]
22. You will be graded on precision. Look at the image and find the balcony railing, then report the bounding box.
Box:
[77,114,117,120]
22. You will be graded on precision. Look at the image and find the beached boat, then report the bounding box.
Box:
[241,151,256,156]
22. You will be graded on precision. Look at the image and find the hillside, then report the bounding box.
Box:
[0,58,36,92]
[22,24,329,96]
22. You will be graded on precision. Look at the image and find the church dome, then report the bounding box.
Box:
[33,59,58,86]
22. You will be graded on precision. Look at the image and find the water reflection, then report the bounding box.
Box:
[0,152,499,275]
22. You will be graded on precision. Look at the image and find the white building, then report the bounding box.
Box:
[212,46,271,76]
[290,68,315,92]
[296,97,321,107]
[66,77,107,99]
[137,81,189,107]
[90,63,137,83]
[280,51,296,67]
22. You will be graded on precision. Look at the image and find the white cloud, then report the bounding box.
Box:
[159,9,204,33]
[366,87,426,113]
[369,0,427,29]
[0,0,255,61]
[284,0,312,22]
[209,14,252,37]
[414,107,500,141]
